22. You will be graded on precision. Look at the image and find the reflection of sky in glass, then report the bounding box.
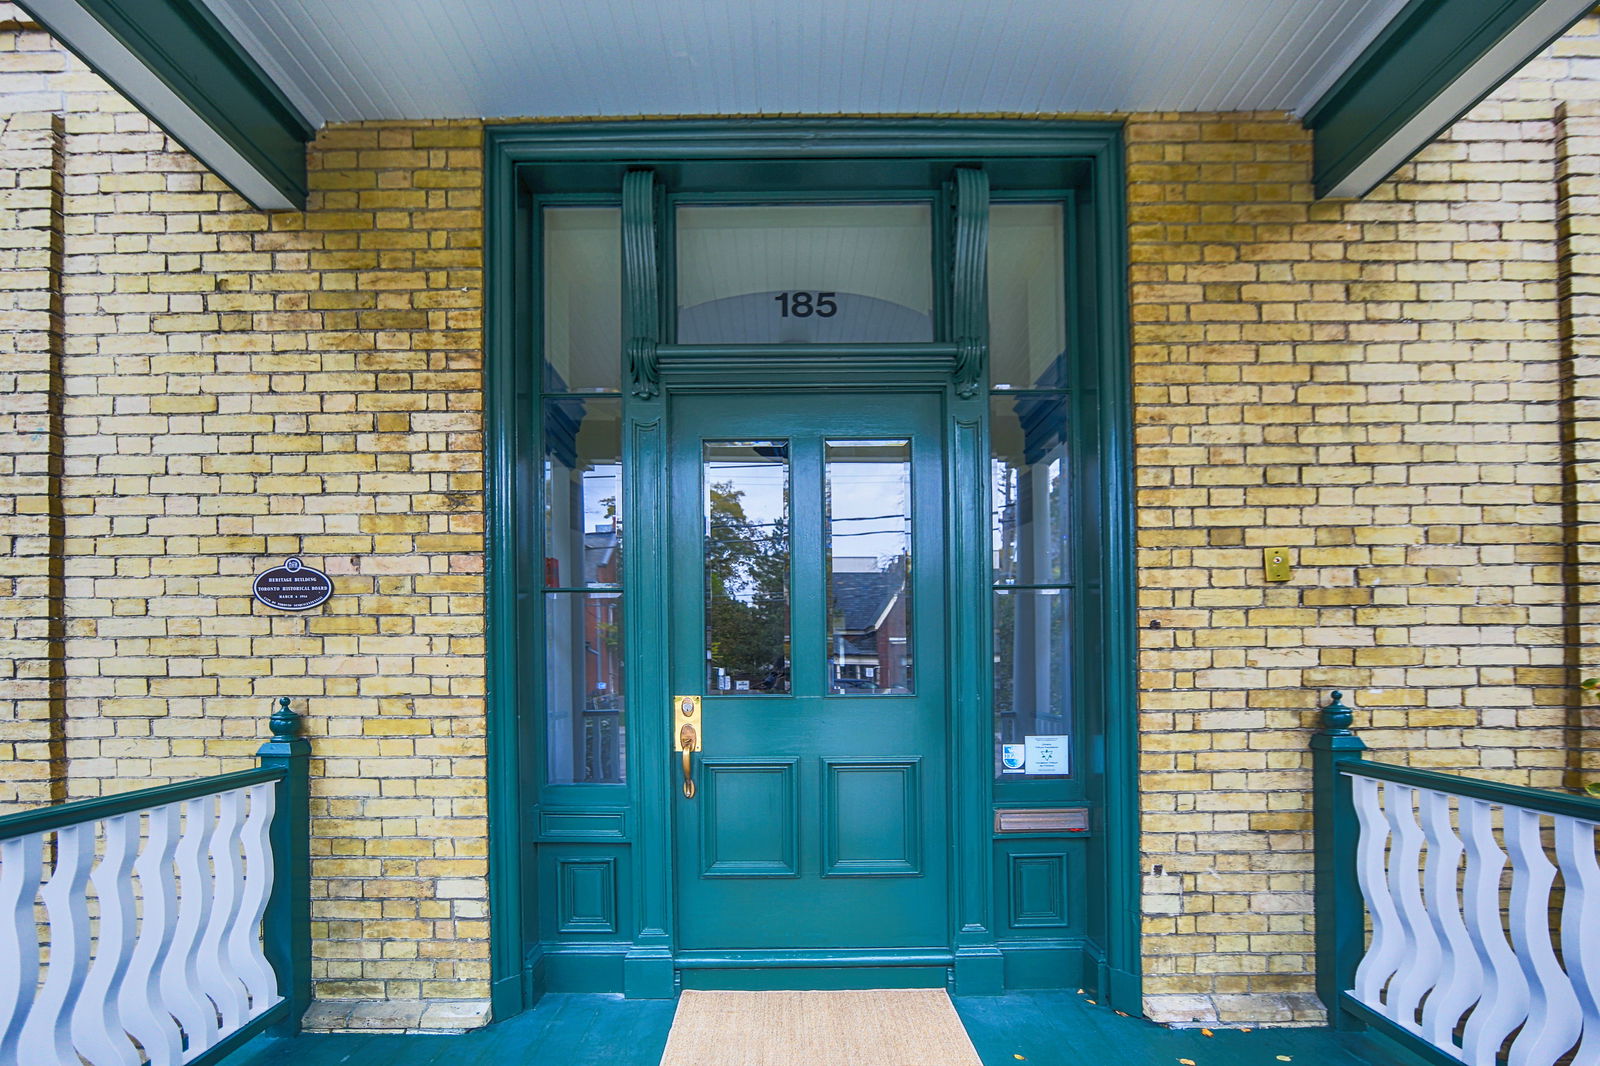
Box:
[827,442,911,566]
[715,458,911,565]
[583,465,619,534]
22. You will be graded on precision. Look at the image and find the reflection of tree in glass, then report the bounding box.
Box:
[706,481,789,690]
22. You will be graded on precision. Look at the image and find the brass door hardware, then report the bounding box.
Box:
[673,695,702,798]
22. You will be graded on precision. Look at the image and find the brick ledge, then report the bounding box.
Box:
[301,999,491,1033]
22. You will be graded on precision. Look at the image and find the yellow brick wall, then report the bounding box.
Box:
[4,0,1600,1028]
[1128,17,1600,1024]
[1,4,490,1006]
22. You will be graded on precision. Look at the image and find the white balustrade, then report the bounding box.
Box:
[0,783,283,1066]
[1345,770,1600,1066]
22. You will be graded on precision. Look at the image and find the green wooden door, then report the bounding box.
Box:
[670,390,949,955]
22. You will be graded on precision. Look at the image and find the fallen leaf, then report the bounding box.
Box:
[1240,1028,1252,1033]
[1013,1056,1026,1061]
[1087,999,1097,1004]
[1115,1010,1130,1017]
[1077,988,1085,994]
[1201,1029,1214,1037]
[1179,1059,1197,1065]
[1276,1058,1292,1062]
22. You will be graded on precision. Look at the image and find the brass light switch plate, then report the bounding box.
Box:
[1264,548,1292,582]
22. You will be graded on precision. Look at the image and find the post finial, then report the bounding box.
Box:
[1319,690,1354,735]
[269,696,303,740]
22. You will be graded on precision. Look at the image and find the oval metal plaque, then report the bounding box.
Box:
[252,557,332,611]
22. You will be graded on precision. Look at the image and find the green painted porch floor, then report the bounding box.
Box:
[219,991,1429,1066]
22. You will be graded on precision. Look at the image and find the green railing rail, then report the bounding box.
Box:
[1312,690,1600,1066]
[0,697,311,1065]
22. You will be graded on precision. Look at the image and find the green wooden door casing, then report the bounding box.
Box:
[483,120,1138,1014]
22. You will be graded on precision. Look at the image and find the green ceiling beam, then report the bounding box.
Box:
[18,0,313,210]
[1306,0,1593,199]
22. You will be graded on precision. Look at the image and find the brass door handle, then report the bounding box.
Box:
[680,727,697,799]
[673,695,702,799]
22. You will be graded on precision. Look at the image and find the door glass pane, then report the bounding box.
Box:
[989,203,1066,389]
[676,204,934,344]
[705,441,791,694]
[543,397,621,587]
[826,440,913,695]
[546,591,625,784]
[544,206,621,393]
[993,587,1071,779]
[990,393,1069,585]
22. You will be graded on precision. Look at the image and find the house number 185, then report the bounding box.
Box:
[773,291,838,318]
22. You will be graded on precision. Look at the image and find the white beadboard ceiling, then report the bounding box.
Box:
[202,0,1413,130]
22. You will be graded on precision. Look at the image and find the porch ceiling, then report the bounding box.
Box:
[14,0,1598,210]
[204,0,1406,126]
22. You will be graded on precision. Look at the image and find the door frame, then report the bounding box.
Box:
[483,119,1138,1016]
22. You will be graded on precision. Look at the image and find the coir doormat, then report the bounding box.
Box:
[658,988,983,1066]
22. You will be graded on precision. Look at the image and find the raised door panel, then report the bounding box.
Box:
[1007,852,1068,929]
[700,759,799,877]
[822,758,922,877]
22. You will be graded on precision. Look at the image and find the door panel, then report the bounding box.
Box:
[671,391,949,952]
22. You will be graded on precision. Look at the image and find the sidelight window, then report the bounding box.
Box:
[542,205,627,785]
[989,202,1073,780]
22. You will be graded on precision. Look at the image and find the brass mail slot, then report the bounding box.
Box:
[994,807,1089,834]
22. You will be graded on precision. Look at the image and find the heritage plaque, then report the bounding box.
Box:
[252,557,333,611]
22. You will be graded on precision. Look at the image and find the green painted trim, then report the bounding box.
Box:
[675,949,954,968]
[1344,758,1600,819]
[1086,127,1141,1016]
[951,167,989,398]
[18,0,311,209]
[1311,692,1368,1031]
[1338,995,1466,1066]
[1304,0,1592,198]
[483,139,531,1020]
[257,698,311,1037]
[486,119,1127,165]
[184,1002,289,1066]
[623,170,661,399]
[0,766,282,840]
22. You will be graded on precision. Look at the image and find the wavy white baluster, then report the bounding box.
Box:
[1351,776,1405,1009]
[228,784,280,1014]
[200,789,251,1031]
[1418,789,1481,1053]
[1382,784,1440,1030]
[1504,807,1581,1066]
[73,812,141,1066]
[164,796,221,1054]
[1556,817,1600,1066]
[0,834,44,1063]
[1460,799,1530,1066]
[21,823,95,1065]
[120,801,185,1066]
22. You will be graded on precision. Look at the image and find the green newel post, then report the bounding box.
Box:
[1311,690,1366,1031]
[258,697,311,1036]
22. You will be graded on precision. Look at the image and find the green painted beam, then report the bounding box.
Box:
[17,0,313,210]
[1305,0,1593,199]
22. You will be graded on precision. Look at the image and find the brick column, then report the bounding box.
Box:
[0,112,65,810]
[1556,102,1600,790]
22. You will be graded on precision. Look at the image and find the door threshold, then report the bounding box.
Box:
[675,948,954,969]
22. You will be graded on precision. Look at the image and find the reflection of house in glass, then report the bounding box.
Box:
[827,555,912,694]
[579,524,624,781]
[543,395,626,784]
